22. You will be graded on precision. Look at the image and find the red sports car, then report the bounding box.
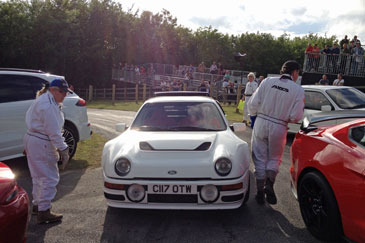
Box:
[290,111,365,242]
[0,162,30,243]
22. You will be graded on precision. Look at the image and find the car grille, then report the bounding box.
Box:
[148,194,198,203]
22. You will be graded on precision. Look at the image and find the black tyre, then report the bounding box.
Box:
[243,174,250,204]
[298,171,342,241]
[63,124,78,159]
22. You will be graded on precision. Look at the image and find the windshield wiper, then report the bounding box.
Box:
[135,126,166,131]
[167,126,218,131]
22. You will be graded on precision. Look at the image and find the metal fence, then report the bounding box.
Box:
[75,82,244,105]
[304,53,365,77]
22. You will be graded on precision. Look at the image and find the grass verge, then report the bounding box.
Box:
[68,133,108,170]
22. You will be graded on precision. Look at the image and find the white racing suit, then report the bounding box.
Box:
[243,81,258,122]
[24,91,68,211]
[248,75,304,180]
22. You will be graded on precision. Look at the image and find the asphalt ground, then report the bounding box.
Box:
[6,109,331,243]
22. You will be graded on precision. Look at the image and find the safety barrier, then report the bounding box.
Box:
[304,53,365,77]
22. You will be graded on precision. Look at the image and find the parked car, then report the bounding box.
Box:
[0,162,30,243]
[0,68,92,161]
[290,111,365,242]
[102,92,250,209]
[288,85,365,133]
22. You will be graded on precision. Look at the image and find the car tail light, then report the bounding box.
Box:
[76,98,86,106]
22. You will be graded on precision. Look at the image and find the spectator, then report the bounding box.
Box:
[340,43,351,74]
[243,72,258,125]
[340,35,349,50]
[319,74,329,85]
[197,62,206,72]
[351,35,360,44]
[257,75,265,86]
[218,62,224,75]
[222,78,229,93]
[199,80,207,92]
[321,45,332,72]
[330,43,340,73]
[333,73,344,86]
[305,43,313,71]
[223,70,230,81]
[352,41,364,75]
[210,61,218,74]
[312,43,320,71]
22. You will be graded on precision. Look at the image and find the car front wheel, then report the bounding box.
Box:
[298,171,342,241]
[63,124,78,159]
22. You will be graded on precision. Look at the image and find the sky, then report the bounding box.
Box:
[119,0,365,42]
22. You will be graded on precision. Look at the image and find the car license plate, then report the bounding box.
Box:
[148,184,197,194]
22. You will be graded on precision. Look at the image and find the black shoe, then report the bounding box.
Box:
[264,179,277,205]
[255,191,265,205]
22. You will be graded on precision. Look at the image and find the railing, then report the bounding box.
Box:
[75,83,245,106]
[303,53,365,77]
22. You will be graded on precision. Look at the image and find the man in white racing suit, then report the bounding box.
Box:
[24,78,72,224]
[242,72,258,125]
[248,60,304,205]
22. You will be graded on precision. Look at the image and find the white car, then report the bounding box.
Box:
[102,93,250,210]
[288,85,365,133]
[0,68,92,161]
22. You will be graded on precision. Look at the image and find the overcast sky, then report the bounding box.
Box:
[120,0,365,42]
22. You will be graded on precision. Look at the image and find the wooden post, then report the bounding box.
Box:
[235,84,242,113]
[88,85,93,101]
[112,84,116,105]
[143,84,147,101]
[183,82,187,91]
[103,88,106,99]
[135,84,139,104]
[209,83,213,97]
[124,86,127,101]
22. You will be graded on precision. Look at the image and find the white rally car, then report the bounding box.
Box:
[102,92,250,209]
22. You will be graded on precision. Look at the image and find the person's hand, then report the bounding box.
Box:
[59,147,70,170]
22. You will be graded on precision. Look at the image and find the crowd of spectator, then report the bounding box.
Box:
[305,35,364,75]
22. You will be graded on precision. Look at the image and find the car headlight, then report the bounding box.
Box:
[115,158,131,176]
[215,158,232,176]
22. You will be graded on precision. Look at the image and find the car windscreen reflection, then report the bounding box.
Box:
[326,88,365,109]
[131,102,227,131]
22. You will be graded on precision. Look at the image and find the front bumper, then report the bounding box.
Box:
[103,170,250,210]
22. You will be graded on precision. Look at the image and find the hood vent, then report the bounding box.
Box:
[139,141,211,151]
[194,142,211,151]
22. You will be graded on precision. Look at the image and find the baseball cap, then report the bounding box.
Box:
[49,78,73,93]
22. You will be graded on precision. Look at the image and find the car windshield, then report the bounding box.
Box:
[131,102,227,131]
[326,88,365,109]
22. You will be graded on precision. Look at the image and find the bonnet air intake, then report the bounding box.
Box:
[139,142,212,151]
[194,142,211,151]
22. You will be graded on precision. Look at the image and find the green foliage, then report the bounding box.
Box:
[0,0,338,87]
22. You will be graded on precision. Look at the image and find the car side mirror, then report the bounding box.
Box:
[231,123,246,132]
[115,123,127,132]
[321,105,332,111]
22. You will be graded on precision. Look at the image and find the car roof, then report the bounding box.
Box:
[145,95,216,104]
[302,85,353,91]
[0,69,64,81]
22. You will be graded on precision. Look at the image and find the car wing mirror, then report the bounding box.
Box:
[321,105,332,111]
[115,123,127,132]
[231,123,246,132]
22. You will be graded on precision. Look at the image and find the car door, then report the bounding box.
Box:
[288,90,334,133]
[0,75,46,161]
